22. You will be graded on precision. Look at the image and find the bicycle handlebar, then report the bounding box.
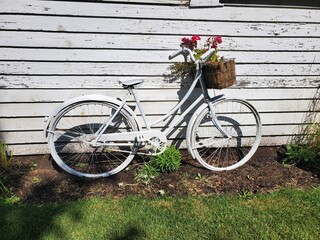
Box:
[168,46,196,62]
[168,49,183,60]
[169,46,214,63]
[200,48,215,61]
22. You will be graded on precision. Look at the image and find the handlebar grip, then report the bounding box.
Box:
[169,49,183,60]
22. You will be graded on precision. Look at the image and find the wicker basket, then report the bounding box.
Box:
[202,59,236,89]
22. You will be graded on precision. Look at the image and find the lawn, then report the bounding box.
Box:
[1,187,320,240]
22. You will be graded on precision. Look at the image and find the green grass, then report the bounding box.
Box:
[1,188,320,240]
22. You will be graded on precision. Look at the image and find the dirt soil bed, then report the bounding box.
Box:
[4,147,320,203]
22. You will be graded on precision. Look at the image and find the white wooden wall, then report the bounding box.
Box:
[0,0,319,155]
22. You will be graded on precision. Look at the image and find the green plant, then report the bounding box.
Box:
[0,140,17,204]
[135,163,160,185]
[0,176,20,205]
[284,85,319,166]
[32,176,42,184]
[195,173,204,180]
[135,146,182,185]
[150,145,181,173]
[238,189,253,200]
[283,144,317,165]
[0,141,13,170]
[283,123,320,165]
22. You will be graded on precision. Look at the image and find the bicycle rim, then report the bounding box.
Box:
[48,101,138,178]
[191,98,261,171]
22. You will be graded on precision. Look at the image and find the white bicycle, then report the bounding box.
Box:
[44,46,262,178]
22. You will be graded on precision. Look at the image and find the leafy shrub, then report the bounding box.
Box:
[150,145,181,173]
[135,146,182,185]
[283,123,320,165]
[283,144,317,165]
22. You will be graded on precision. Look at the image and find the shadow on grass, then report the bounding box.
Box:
[0,194,82,239]
[109,224,146,240]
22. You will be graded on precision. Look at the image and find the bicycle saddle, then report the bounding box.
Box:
[120,79,144,88]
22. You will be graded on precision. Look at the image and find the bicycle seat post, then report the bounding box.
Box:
[128,87,151,130]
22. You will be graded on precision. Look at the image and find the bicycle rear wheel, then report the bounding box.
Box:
[48,100,138,178]
[190,98,261,171]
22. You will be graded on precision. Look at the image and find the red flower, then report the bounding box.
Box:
[181,37,188,43]
[191,35,201,42]
[214,36,222,44]
[211,43,217,49]
[181,35,201,49]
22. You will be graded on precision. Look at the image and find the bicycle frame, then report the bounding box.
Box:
[93,64,229,147]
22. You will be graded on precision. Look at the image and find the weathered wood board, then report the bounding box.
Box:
[0,0,319,155]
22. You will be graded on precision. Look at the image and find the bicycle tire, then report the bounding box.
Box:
[190,98,261,171]
[48,100,139,178]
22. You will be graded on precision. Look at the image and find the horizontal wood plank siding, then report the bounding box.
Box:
[0,0,319,155]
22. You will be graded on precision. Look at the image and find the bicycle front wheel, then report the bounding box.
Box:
[190,98,261,171]
[48,100,139,178]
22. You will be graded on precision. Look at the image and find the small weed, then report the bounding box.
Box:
[0,178,10,195]
[32,176,42,184]
[238,189,253,200]
[1,195,21,205]
[158,189,165,196]
[30,162,38,171]
[135,163,160,185]
[0,177,20,205]
[195,173,205,180]
[246,175,254,181]
[182,172,190,179]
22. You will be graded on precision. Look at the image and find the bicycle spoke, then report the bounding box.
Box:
[48,101,138,178]
[191,99,261,171]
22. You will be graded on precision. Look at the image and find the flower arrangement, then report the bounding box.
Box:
[170,35,236,89]
[183,35,223,61]
[170,35,224,76]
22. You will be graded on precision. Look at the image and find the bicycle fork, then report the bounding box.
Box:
[207,99,232,139]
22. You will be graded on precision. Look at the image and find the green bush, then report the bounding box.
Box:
[283,123,320,165]
[283,144,317,165]
[150,145,181,172]
[135,146,182,185]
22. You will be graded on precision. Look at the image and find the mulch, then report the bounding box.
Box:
[3,146,319,203]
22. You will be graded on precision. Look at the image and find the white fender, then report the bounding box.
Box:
[44,94,140,138]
